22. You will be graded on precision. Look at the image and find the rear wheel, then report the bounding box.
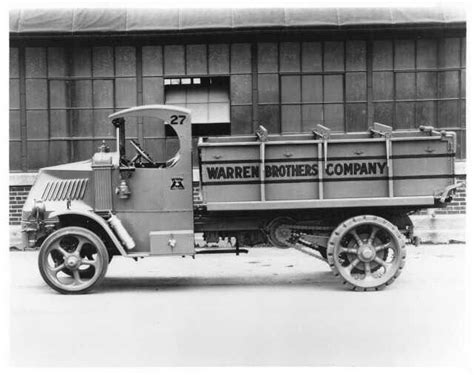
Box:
[38,227,109,294]
[327,215,406,291]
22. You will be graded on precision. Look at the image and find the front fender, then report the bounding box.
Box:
[49,210,128,256]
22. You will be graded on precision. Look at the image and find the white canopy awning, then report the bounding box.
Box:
[10,7,465,34]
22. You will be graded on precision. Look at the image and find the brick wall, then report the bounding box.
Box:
[9,175,467,225]
[9,185,32,225]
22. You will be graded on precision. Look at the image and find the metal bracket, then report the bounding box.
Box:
[312,124,330,164]
[436,182,465,203]
[419,125,451,138]
[370,122,393,138]
[369,123,395,197]
[419,125,440,136]
[312,124,331,140]
[256,125,269,142]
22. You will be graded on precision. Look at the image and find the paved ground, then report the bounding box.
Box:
[10,244,467,366]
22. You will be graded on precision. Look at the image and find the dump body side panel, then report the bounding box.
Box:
[198,130,455,210]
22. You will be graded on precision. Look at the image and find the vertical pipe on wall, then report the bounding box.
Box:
[69,47,77,162]
[414,39,418,129]
[66,46,74,164]
[136,46,144,145]
[457,37,463,156]
[342,40,347,133]
[89,48,95,155]
[18,46,28,171]
[366,37,374,129]
[435,38,441,129]
[392,39,396,129]
[321,42,326,125]
[45,48,51,167]
[251,43,258,130]
[299,41,303,133]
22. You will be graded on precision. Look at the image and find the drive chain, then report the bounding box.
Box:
[278,224,331,263]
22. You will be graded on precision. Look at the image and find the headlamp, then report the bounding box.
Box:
[31,199,46,220]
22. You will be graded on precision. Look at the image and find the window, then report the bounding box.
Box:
[10,47,21,171]
[281,73,345,132]
[165,76,230,136]
[9,36,467,172]
[280,41,368,133]
[372,37,466,157]
[164,76,230,166]
[127,125,180,169]
[18,46,139,171]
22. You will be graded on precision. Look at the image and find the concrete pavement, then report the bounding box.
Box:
[10,244,467,366]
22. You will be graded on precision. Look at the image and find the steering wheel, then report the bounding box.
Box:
[129,139,155,164]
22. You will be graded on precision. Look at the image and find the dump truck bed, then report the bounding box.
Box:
[198,125,456,211]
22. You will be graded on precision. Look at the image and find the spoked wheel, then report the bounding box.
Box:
[53,252,96,279]
[53,252,114,279]
[327,215,406,291]
[38,227,109,294]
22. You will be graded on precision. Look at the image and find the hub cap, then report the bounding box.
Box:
[331,220,403,289]
[65,255,80,269]
[359,245,375,261]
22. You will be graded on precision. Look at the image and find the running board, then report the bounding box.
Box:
[195,248,249,255]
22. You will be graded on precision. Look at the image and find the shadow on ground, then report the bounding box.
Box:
[98,271,341,293]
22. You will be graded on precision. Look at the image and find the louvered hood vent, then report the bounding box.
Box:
[41,178,89,201]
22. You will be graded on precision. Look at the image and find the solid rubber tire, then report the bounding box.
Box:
[38,226,109,294]
[326,215,406,291]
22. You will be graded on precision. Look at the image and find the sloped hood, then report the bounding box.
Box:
[22,159,95,219]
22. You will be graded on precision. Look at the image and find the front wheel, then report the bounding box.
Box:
[57,252,114,279]
[38,227,109,294]
[327,215,406,291]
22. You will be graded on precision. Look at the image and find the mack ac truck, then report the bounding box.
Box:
[21,105,461,293]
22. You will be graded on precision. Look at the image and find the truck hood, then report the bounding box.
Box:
[22,159,95,219]
[42,159,93,172]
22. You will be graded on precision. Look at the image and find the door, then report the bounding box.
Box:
[109,105,195,255]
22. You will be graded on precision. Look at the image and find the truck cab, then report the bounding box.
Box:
[22,105,195,258]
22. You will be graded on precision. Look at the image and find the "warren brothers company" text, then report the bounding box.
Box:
[206,161,387,180]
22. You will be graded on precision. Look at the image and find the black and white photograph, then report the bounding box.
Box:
[6,2,471,369]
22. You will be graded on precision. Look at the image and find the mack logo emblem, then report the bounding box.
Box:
[170,177,185,190]
[206,162,387,180]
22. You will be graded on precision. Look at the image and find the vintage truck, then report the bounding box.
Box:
[21,105,460,294]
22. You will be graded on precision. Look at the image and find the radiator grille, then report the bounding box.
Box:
[93,168,113,212]
[41,179,88,201]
